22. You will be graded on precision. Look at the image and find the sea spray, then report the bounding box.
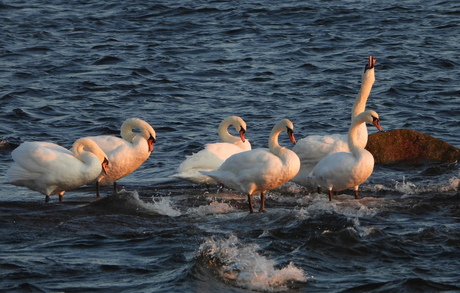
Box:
[147,196,182,217]
[197,234,306,291]
[187,201,236,216]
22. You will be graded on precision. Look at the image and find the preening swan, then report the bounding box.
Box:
[171,116,251,185]
[88,118,156,196]
[310,110,382,201]
[202,119,300,213]
[6,138,109,202]
[291,56,377,189]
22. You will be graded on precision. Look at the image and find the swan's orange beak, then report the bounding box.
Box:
[239,127,246,143]
[365,56,376,71]
[101,157,109,175]
[372,118,383,131]
[287,129,296,144]
[147,135,156,153]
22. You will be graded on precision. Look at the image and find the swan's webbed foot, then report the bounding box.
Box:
[247,194,254,213]
[45,195,50,203]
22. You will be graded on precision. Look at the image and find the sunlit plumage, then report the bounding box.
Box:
[7,138,109,202]
[87,118,156,195]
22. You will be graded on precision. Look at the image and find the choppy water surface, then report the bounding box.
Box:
[1,0,460,292]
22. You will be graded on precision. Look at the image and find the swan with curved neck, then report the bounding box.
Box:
[172,116,251,185]
[291,56,377,189]
[88,118,156,195]
[310,110,382,201]
[202,119,300,213]
[7,138,109,202]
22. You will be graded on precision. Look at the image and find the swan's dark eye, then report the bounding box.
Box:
[372,116,379,123]
[240,126,246,134]
[286,127,293,134]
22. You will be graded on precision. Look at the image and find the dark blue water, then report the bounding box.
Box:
[1,0,460,292]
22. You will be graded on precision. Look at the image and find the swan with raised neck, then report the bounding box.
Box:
[291,56,377,189]
[310,110,382,201]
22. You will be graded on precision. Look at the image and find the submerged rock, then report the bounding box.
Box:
[366,129,460,164]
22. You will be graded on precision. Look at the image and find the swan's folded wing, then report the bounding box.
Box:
[293,134,349,163]
[10,142,71,174]
[88,135,126,153]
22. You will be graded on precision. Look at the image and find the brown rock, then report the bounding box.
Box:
[366,129,460,165]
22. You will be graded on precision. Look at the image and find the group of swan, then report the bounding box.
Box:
[6,118,156,202]
[172,56,381,211]
[6,56,382,213]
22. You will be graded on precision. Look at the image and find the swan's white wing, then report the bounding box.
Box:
[10,142,73,175]
[172,142,251,184]
[87,135,127,154]
[293,133,349,163]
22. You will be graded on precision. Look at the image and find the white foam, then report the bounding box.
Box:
[393,175,459,195]
[187,201,236,216]
[292,194,379,220]
[198,234,306,291]
[146,196,182,217]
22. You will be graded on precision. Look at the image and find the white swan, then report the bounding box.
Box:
[291,56,377,189]
[171,116,251,185]
[310,110,382,201]
[87,118,156,196]
[202,119,300,213]
[6,138,109,202]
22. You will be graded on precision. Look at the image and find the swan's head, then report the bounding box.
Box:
[364,56,377,72]
[356,110,383,131]
[274,119,296,144]
[72,137,110,174]
[220,116,247,143]
[121,118,156,152]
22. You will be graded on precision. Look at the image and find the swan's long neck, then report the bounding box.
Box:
[218,120,239,144]
[351,67,375,119]
[268,128,282,155]
[72,142,86,161]
[347,119,366,157]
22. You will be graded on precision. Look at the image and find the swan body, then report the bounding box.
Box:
[172,116,251,185]
[291,56,377,189]
[87,118,156,195]
[202,119,300,213]
[310,110,382,201]
[6,138,109,202]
